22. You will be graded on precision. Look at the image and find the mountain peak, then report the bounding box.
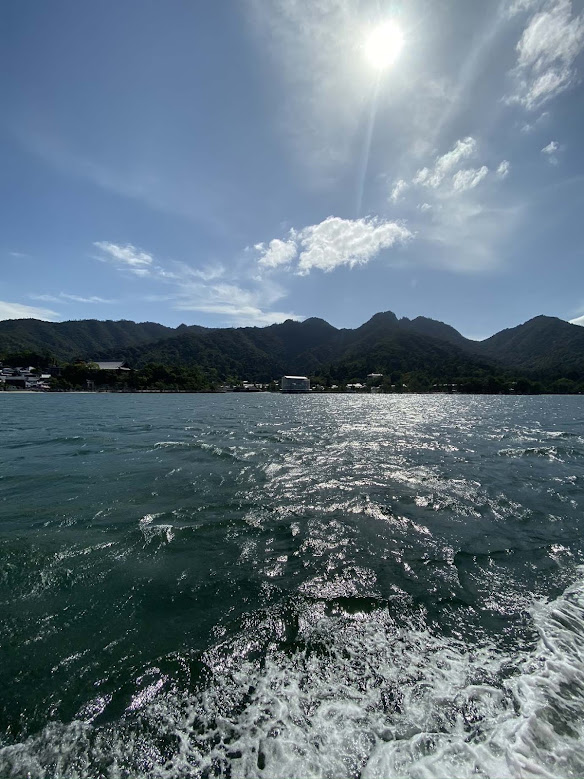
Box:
[359,311,399,329]
[404,316,467,345]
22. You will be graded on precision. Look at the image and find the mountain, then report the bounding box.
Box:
[1,312,583,384]
[115,317,343,379]
[476,316,584,378]
[78,311,492,382]
[404,316,471,346]
[0,319,188,361]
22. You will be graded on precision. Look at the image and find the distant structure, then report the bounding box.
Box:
[281,375,310,393]
[91,361,131,371]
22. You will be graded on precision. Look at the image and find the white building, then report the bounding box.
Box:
[281,375,310,393]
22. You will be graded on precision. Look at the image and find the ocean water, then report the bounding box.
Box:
[1,393,584,779]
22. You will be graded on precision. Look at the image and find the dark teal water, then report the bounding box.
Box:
[1,393,584,778]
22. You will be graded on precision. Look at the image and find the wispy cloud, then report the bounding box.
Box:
[506,0,543,17]
[402,137,492,198]
[507,0,584,110]
[452,166,489,192]
[541,139,561,163]
[256,216,413,276]
[541,140,559,152]
[185,264,226,282]
[413,137,478,189]
[12,126,230,236]
[390,179,408,203]
[419,198,521,272]
[31,292,115,304]
[29,294,60,303]
[0,300,59,322]
[60,293,115,304]
[497,160,511,178]
[174,279,301,327]
[93,241,154,274]
[391,137,517,271]
[93,241,300,326]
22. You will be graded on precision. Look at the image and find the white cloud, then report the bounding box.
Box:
[296,216,412,275]
[508,0,584,109]
[188,264,225,282]
[506,0,544,17]
[412,168,430,186]
[452,165,489,192]
[541,140,560,153]
[29,294,60,303]
[497,160,511,178]
[31,292,115,304]
[93,241,154,272]
[541,139,561,163]
[414,137,477,189]
[255,216,412,276]
[60,294,115,304]
[570,315,584,326]
[395,137,516,271]
[390,179,408,203]
[256,238,298,269]
[0,300,59,321]
[92,240,299,327]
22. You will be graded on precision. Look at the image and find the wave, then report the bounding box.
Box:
[3,572,584,778]
[154,440,257,462]
[498,445,584,460]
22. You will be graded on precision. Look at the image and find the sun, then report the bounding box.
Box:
[364,21,405,70]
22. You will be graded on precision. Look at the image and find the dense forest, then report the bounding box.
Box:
[2,311,584,393]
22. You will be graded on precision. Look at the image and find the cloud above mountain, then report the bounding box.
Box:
[256,216,413,275]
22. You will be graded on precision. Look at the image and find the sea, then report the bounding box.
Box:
[1,392,584,779]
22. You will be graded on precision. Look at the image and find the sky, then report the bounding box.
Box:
[1,0,584,339]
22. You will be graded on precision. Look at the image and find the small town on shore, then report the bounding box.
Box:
[0,359,536,395]
[0,360,405,394]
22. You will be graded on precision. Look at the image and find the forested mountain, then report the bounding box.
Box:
[0,319,179,361]
[476,315,584,378]
[1,312,583,384]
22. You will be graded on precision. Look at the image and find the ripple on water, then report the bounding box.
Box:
[1,394,584,777]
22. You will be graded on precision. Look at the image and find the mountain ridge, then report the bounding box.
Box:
[1,312,583,384]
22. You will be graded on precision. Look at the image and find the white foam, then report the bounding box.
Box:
[4,578,584,778]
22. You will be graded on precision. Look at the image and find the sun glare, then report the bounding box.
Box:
[364,21,404,70]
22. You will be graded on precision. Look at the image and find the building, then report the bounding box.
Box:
[91,361,131,371]
[281,375,310,393]
[5,376,27,389]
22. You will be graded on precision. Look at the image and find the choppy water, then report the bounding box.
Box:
[1,393,584,778]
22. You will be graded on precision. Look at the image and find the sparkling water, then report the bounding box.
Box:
[1,393,584,778]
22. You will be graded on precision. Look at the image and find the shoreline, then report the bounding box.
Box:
[2,389,583,397]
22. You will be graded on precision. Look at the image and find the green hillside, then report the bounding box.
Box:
[1,312,583,389]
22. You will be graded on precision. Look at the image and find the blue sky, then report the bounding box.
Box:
[1,0,584,339]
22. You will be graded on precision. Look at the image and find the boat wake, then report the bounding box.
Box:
[2,572,584,778]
